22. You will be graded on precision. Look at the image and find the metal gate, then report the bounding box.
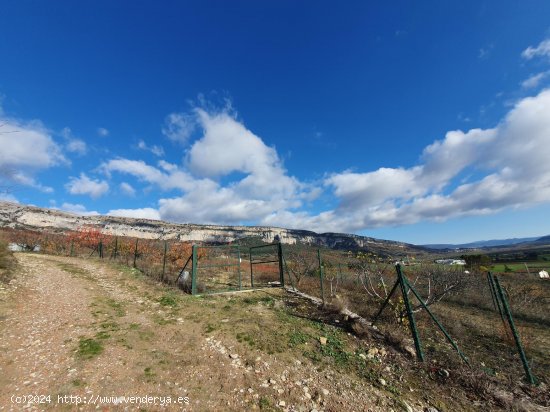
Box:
[249,243,285,288]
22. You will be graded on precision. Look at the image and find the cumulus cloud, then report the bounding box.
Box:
[137,139,165,157]
[0,120,66,169]
[98,89,550,233]
[101,158,198,192]
[65,173,109,198]
[314,88,550,232]
[521,70,550,89]
[162,112,196,144]
[102,107,306,225]
[522,38,550,60]
[107,208,160,220]
[0,115,66,191]
[60,202,99,216]
[61,127,87,155]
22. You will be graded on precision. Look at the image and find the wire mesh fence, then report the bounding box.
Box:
[2,226,548,385]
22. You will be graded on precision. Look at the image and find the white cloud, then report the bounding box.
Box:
[11,171,54,193]
[521,70,550,89]
[0,120,66,169]
[98,89,550,233]
[107,208,160,220]
[61,127,87,155]
[101,158,198,192]
[119,182,136,196]
[522,38,550,60]
[103,107,308,225]
[65,173,109,198]
[60,202,99,216]
[162,112,195,144]
[312,88,550,232]
[97,127,109,137]
[0,115,66,192]
[137,139,165,157]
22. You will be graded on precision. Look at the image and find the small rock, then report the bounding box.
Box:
[400,400,413,412]
[425,408,439,412]
[278,400,286,407]
[321,388,329,396]
[378,378,386,386]
[229,354,239,359]
[358,353,367,360]
[403,345,416,358]
[269,378,277,384]
[319,337,327,346]
[438,369,450,379]
[304,392,312,400]
[367,348,379,357]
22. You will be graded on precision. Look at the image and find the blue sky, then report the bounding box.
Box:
[1,1,550,244]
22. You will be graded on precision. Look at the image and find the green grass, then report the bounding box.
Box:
[158,294,178,307]
[491,262,549,273]
[57,262,91,278]
[77,337,104,359]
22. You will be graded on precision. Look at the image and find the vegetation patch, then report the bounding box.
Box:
[77,337,104,359]
[158,294,178,307]
[57,262,91,279]
[0,237,16,283]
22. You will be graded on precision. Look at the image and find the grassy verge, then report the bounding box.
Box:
[0,237,16,283]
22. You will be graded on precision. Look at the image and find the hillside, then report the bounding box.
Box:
[422,237,541,250]
[0,201,426,256]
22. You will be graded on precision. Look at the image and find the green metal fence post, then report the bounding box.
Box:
[488,272,512,339]
[113,237,118,260]
[486,272,498,310]
[403,276,469,365]
[99,240,103,259]
[133,238,138,268]
[494,276,536,384]
[70,240,74,257]
[162,241,168,282]
[317,249,325,306]
[237,247,242,290]
[396,264,424,362]
[249,250,254,288]
[191,245,198,295]
[277,242,285,287]
[372,278,401,325]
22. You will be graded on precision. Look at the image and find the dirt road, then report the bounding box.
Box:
[1,253,403,412]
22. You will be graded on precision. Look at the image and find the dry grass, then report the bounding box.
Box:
[0,236,16,283]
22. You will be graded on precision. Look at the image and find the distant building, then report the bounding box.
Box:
[435,259,466,266]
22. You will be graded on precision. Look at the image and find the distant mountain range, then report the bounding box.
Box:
[0,201,427,257]
[2,201,547,255]
[422,236,547,250]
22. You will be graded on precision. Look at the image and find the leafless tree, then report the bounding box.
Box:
[284,247,318,286]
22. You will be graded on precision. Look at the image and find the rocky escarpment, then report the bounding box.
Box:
[0,201,425,254]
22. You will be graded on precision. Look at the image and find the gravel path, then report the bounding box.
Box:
[0,253,410,412]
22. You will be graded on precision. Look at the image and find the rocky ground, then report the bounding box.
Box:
[0,253,545,411]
